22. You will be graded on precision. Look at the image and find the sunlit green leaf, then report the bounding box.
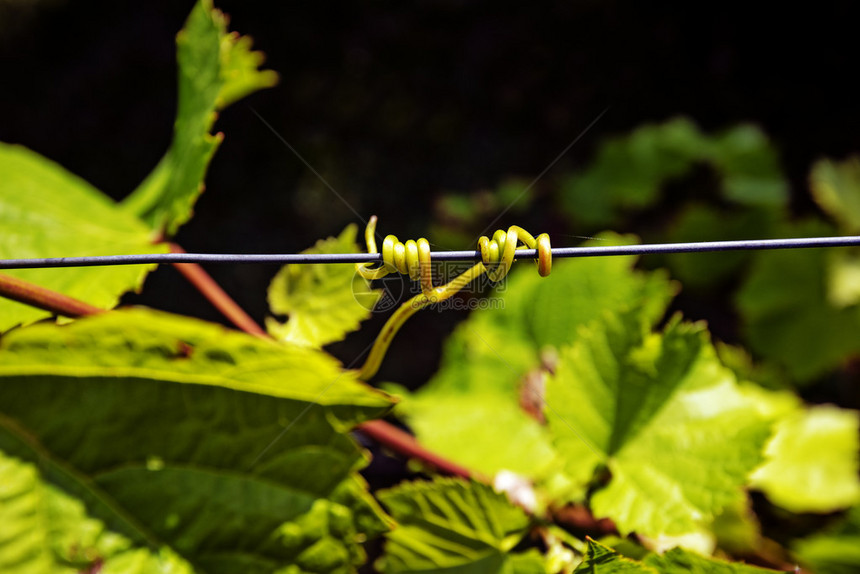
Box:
[0,143,166,333]
[0,309,394,572]
[375,478,539,573]
[546,312,772,536]
[267,224,380,348]
[217,23,280,109]
[574,539,778,574]
[121,0,277,235]
[750,405,860,513]
[390,235,677,482]
[643,546,779,573]
[573,539,656,573]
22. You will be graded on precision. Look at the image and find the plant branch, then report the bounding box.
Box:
[0,273,104,318]
[357,419,479,480]
[168,243,267,337]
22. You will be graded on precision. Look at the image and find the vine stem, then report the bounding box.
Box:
[358,420,476,479]
[167,243,268,337]
[0,272,104,317]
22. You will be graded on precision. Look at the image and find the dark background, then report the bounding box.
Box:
[2,0,860,386]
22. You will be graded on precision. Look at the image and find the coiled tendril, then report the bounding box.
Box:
[357,216,551,288]
[355,216,551,380]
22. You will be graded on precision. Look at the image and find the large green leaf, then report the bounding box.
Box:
[573,539,656,573]
[391,235,677,481]
[643,546,779,573]
[735,220,860,382]
[375,478,542,573]
[573,539,778,574]
[120,0,277,235]
[0,143,166,333]
[267,224,380,348]
[0,450,194,573]
[749,405,860,513]
[546,312,772,537]
[0,309,394,572]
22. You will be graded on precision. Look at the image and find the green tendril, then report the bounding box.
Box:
[356,216,551,381]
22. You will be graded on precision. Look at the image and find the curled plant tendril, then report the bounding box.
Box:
[478,227,552,280]
[356,215,551,380]
[357,216,551,287]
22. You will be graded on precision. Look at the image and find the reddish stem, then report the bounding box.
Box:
[552,504,617,535]
[357,419,479,480]
[0,273,103,318]
[168,243,267,337]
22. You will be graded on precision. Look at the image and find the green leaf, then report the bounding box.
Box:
[267,224,380,348]
[375,478,538,573]
[121,0,277,235]
[391,235,677,481]
[664,205,779,290]
[574,539,779,574]
[810,156,860,232]
[0,143,167,333]
[643,547,779,573]
[750,405,860,513]
[735,220,860,382]
[524,236,676,351]
[707,124,788,207]
[573,539,657,573]
[560,118,706,226]
[217,23,281,109]
[0,308,394,572]
[710,494,763,556]
[546,312,772,536]
[559,118,786,227]
[826,249,860,308]
[794,506,860,574]
[0,450,195,574]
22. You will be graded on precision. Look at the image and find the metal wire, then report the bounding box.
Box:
[1,236,860,269]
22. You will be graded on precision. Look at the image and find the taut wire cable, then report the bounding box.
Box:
[1,235,860,270]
